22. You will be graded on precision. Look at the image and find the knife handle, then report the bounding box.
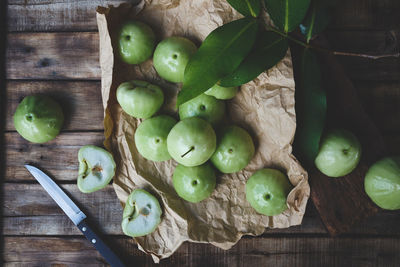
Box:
[78,219,126,267]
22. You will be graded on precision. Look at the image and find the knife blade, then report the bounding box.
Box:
[25,165,126,267]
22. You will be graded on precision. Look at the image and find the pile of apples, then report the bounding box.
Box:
[115,21,295,237]
[11,20,400,239]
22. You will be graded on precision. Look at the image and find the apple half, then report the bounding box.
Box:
[122,189,162,237]
[77,145,116,193]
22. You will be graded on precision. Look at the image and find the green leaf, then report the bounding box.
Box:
[178,18,258,106]
[227,0,261,18]
[293,48,327,167]
[219,31,288,87]
[264,0,311,33]
[300,0,334,43]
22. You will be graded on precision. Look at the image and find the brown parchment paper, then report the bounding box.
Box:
[97,0,310,262]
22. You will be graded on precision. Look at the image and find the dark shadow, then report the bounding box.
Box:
[0,0,7,265]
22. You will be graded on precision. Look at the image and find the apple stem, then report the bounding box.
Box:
[181,146,194,158]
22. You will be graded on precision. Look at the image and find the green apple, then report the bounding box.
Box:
[211,126,255,173]
[167,117,216,167]
[134,115,177,161]
[116,80,164,119]
[119,21,156,64]
[246,168,293,216]
[77,145,116,193]
[179,94,225,125]
[205,84,238,100]
[13,95,64,143]
[315,129,362,177]
[122,189,162,237]
[153,36,197,83]
[173,163,216,203]
[364,157,400,210]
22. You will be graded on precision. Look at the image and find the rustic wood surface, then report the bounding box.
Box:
[2,0,400,266]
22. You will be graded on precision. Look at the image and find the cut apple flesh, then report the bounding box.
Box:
[122,189,162,237]
[77,145,116,193]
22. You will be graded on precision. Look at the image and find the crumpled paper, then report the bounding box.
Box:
[96,0,309,262]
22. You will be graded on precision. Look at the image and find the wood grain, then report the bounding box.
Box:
[6,31,399,81]
[4,130,400,183]
[6,81,104,131]
[4,236,400,266]
[5,132,105,181]
[4,80,400,132]
[6,32,100,80]
[7,0,400,32]
[3,183,400,236]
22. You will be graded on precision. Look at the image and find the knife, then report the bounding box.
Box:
[25,165,126,267]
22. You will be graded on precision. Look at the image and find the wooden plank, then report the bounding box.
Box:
[7,0,400,32]
[7,0,130,32]
[4,236,400,266]
[6,32,100,80]
[3,184,124,235]
[4,80,400,132]
[5,81,104,131]
[5,132,105,182]
[355,81,400,133]
[3,183,400,236]
[6,31,400,81]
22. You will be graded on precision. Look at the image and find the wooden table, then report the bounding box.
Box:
[2,0,400,266]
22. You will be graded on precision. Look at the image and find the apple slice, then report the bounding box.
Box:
[122,189,162,237]
[77,145,116,193]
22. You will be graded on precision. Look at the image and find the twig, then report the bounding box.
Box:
[266,25,400,60]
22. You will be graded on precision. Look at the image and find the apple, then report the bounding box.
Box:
[119,21,156,64]
[121,189,162,237]
[246,168,293,216]
[179,94,225,125]
[153,36,197,83]
[77,145,116,193]
[167,117,216,167]
[13,95,64,143]
[315,129,362,177]
[172,163,216,203]
[116,80,164,119]
[364,157,400,210]
[134,115,177,161]
[205,84,238,100]
[211,126,255,173]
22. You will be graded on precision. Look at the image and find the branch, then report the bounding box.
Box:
[266,26,400,60]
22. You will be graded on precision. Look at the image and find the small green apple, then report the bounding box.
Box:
[205,84,238,100]
[179,94,225,125]
[364,157,400,210]
[122,189,162,237]
[246,168,293,216]
[211,126,255,173]
[134,115,177,161]
[167,117,216,167]
[13,95,64,143]
[315,129,362,177]
[153,36,197,83]
[173,163,216,203]
[116,80,164,119]
[77,145,116,193]
[119,21,156,64]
